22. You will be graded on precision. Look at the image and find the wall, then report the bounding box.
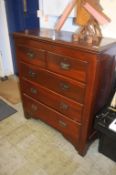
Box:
[100,0,116,38]
[0,0,14,77]
[39,0,116,39]
[39,0,77,32]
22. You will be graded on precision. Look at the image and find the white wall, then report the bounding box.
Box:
[0,0,14,77]
[39,0,116,39]
[39,0,77,32]
[100,0,116,38]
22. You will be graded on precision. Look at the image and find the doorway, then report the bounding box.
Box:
[5,0,39,74]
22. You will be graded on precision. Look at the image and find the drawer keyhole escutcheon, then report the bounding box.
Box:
[30,87,37,94]
[60,61,71,70]
[60,82,70,91]
[27,51,35,59]
[28,70,37,78]
[59,102,69,111]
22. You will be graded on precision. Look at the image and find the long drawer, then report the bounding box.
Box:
[47,51,88,83]
[22,94,81,140]
[20,62,86,104]
[21,79,83,123]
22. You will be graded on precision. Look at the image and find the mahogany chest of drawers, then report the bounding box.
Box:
[14,28,116,156]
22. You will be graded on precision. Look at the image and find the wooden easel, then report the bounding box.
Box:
[73,0,110,43]
[73,17,102,44]
[55,0,111,44]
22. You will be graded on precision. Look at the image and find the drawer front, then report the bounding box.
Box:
[47,52,88,82]
[22,94,81,140]
[16,45,46,67]
[22,79,83,122]
[20,63,86,104]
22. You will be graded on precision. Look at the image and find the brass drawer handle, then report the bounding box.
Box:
[60,62,71,70]
[28,70,37,78]
[59,102,69,111]
[30,87,37,94]
[27,51,35,59]
[60,82,70,91]
[58,120,67,128]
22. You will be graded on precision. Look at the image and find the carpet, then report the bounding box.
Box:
[0,77,21,104]
[0,99,17,121]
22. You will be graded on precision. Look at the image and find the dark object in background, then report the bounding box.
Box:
[94,108,116,161]
[94,68,116,161]
[99,131,116,162]
[5,0,39,74]
[94,66,116,162]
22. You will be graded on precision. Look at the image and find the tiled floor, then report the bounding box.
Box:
[0,99,116,175]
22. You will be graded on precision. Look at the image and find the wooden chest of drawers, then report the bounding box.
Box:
[14,28,116,156]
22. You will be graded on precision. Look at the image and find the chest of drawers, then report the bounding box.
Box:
[14,28,116,156]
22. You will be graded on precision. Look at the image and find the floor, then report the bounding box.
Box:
[0,78,116,175]
[0,75,21,104]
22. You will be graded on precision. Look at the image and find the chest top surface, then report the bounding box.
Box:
[14,28,116,53]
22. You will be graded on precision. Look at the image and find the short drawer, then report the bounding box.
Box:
[21,79,83,122]
[22,94,81,140]
[20,63,86,104]
[47,52,88,82]
[16,45,46,67]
